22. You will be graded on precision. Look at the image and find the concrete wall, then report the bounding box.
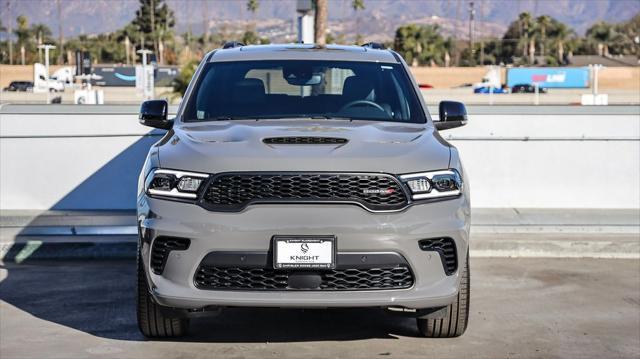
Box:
[1,105,638,210]
[3,64,639,90]
[408,67,640,90]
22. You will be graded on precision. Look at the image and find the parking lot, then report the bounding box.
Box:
[1,255,638,359]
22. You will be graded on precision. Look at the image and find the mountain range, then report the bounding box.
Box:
[1,0,638,43]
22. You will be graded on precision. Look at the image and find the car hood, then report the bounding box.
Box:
[157,119,451,174]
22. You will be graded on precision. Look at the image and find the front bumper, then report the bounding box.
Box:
[138,195,470,310]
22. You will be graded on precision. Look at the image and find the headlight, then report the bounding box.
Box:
[400,169,462,200]
[145,169,209,199]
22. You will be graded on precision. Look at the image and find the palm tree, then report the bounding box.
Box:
[352,0,365,44]
[394,24,447,66]
[14,15,31,65]
[536,15,551,58]
[30,23,52,63]
[116,23,140,64]
[587,21,615,56]
[551,22,573,64]
[517,12,534,63]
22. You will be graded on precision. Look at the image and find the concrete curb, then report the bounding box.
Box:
[1,238,137,263]
[470,233,640,259]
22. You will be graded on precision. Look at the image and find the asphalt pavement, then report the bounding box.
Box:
[1,256,639,359]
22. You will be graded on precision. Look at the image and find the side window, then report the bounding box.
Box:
[194,67,218,120]
[388,71,410,120]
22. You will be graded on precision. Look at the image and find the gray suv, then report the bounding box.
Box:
[137,43,470,339]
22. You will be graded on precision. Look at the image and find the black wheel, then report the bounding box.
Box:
[417,251,470,338]
[137,252,189,338]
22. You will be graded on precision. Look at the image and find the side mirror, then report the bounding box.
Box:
[435,101,468,131]
[139,100,173,129]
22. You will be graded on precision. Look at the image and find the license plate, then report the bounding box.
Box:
[273,236,336,269]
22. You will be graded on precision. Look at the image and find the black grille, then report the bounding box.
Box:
[201,173,408,212]
[150,237,190,274]
[419,238,457,275]
[263,137,348,145]
[194,266,413,291]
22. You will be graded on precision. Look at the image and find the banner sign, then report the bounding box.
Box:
[506,67,590,88]
[93,66,178,87]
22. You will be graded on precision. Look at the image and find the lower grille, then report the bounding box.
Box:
[418,238,458,275]
[150,237,190,274]
[200,172,408,212]
[194,266,414,291]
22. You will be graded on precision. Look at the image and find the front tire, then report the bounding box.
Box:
[137,252,189,338]
[417,251,470,338]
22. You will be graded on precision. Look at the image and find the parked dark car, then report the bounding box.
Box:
[511,83,547,93]
[3,81,34,92]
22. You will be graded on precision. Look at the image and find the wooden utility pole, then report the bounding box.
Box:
[314,0,328,45]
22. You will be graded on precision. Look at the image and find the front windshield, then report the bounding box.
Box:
[183,60,426,123]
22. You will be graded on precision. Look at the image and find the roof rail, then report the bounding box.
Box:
[222,41,245,49]
[361,42,386,50]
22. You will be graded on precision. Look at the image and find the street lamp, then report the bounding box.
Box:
[38,44,56,104]
[137,49,154,100]
[296,0,314,44]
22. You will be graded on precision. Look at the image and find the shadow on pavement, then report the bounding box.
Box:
[1,125,418,342]
[0,260,420,342]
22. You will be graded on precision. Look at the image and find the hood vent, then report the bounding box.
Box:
[263,137,348,145]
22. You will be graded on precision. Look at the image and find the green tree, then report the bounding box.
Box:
[241,30,270,45]
[116,23,140,64]
[461,38,502,65]
[246,0,259,15]
[520,12,536,64]
[172,59,199,96]
[393,24,448,66]
[586,21,616,56]
[612,14,640,55]
[14,15,31,65]
[501,12,574,65]
[30,23,52,62]
[548,22,574,64]
[131,0,175,64]
[535,15,552,58]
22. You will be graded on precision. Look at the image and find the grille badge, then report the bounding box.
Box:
[362,188,396,195]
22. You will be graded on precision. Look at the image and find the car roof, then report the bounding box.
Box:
[208,43,400,64]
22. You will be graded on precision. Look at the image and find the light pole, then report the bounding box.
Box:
[296,0,314,44]
[137,49,154,100]
[38,44,56,104]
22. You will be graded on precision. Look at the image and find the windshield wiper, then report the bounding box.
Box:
[309,115,355,121]
[199,116,251,121]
